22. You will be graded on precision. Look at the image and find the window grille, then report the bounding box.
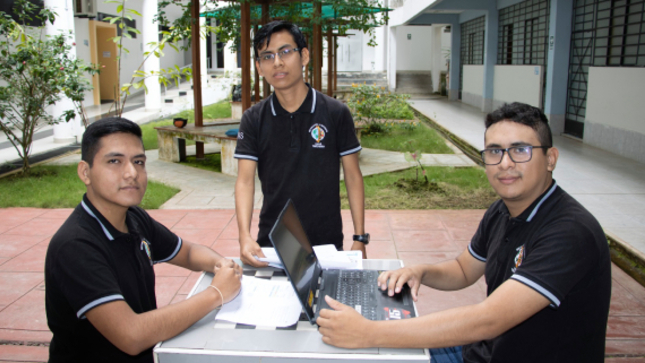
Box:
[497,0,550,65]
[459,16,486,98]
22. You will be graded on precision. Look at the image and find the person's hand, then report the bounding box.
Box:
[239,235,269,267]
[210,258,242,303]
[377,266,423,302]
[350,241,367,259]
[317,295,374,348]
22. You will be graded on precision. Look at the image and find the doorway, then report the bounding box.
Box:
[89,20,119,105]
[336,31,363,72]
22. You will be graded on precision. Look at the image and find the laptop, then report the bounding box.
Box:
[268,199,416,324]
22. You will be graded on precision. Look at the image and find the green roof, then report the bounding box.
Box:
[201,2,389,21]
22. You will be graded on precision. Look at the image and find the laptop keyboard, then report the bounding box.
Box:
[335,270,380,320]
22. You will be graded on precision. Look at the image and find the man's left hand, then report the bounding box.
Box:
[350,241,367,259]
[317,295,374,348]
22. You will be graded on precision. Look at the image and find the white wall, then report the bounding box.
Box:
[492,65,543,109]
[584,67,645,164]
[461,65,484,108]
[395,26,433,71]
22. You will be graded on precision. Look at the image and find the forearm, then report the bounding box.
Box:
[235,176,255,239]
[342,156,365,235]
[184,243,225,272]
[418,260,474,291]
[89,287,223,356]
[367,303,498,349]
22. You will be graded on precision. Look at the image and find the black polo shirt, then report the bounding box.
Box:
[234,85,361,249]
[45,194,181,363]
[462,181,611,363]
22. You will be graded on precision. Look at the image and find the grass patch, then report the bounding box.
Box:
[180,153,221,173]
[0,165,179,209]
[360,123,454,154]
[141,101,232,150]
[341,166,497,209]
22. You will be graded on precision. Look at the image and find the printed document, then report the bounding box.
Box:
[215,276,302,327]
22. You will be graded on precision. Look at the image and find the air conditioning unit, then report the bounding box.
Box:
[73,0,97,18]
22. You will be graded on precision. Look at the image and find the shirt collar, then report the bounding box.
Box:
[81,194,136,241]
[497,180,559,222]
[270,83,316,116]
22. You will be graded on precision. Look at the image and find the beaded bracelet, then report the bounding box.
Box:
[208,285,224,309]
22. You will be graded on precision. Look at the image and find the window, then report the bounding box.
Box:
[497,0,550,65]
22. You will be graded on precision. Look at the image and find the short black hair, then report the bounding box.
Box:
[253,20,307,59]
[485,102,552,149]
[81,117,143,167]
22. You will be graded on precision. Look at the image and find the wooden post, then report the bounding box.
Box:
[262,2,271,98]
[190,0,204,159]
[241,2,251,112]
[254,24,260,101]
[333,35,337,94]
[312,2,322,91]
[327,27,333,97]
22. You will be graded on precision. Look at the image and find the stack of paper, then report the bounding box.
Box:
[256,244,363,270]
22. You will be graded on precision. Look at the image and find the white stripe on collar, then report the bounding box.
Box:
[81,200,114,241]
[526,181,558,222]
[270,88,316,116]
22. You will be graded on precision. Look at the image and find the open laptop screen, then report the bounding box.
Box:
[268,200,321,321]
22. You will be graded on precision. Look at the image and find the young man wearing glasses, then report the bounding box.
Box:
[234,21,368,267]
[317,103,611,363]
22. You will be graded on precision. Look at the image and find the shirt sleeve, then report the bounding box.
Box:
[335,104,361,157]
[136,208,182,264]
[234,108,259,161]
[468,207,494,262]
[510,219,599,308]
[53,240,124,319]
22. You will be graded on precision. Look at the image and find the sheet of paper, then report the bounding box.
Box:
[256,247,283,268]
[215,276,302,327]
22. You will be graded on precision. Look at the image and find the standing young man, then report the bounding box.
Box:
[317,103,611,363]
[234,21,368,267]
[45,118,242,362]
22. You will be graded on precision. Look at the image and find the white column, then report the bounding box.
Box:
[45,0,78,143]
[200,16,208,85]
[387,26,397,91]
[142,0,161,112]
[224,40,238,70]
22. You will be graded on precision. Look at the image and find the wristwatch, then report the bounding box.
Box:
[352,233,370,245]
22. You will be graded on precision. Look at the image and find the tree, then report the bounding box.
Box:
[0,0,98,175]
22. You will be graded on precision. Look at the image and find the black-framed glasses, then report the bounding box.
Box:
[257,47,300,66]
[480,146,549,165]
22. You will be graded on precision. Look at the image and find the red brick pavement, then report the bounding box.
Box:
[0,208,643,362]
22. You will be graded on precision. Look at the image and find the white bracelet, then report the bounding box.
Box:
[208,285,224,309]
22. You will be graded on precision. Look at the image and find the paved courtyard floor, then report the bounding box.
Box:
[0,208,644,361]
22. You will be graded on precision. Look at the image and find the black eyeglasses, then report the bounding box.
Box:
[480,146,549,165]
[257,48,300,65]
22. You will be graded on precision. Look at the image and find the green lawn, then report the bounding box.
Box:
[181,153,221,173]
[341,166,497,210]
[141,101,232,150]
[360,122,454,154]
[0,165,179,209]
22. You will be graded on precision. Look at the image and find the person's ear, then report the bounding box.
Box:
[78,161,91,186]
[546,147,559,172]
[300,47,310,68]
[255,60,264,77]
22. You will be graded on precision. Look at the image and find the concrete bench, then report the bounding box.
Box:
[155,119,240,176]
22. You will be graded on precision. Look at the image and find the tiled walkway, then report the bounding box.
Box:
[0,208,644,361]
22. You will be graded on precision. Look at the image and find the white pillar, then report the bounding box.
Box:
[142,0,161,112]
[224,41,238,71]
[200,16,208,86]
[45,0,78,143]
[387,26,397,91]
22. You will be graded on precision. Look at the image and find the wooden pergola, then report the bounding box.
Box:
[190,1,386,159]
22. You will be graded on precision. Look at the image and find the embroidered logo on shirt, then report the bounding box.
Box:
[238,131,244,140]
[511,245,525,273]
[140,239,153,266]
[309,123,327,148]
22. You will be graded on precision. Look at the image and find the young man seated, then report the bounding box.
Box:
[45,117,242,363]
[317,103,611,363]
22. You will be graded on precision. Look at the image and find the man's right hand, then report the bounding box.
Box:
[377,265,424,302]
[210,259,243,304]
[239,236,269,267]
